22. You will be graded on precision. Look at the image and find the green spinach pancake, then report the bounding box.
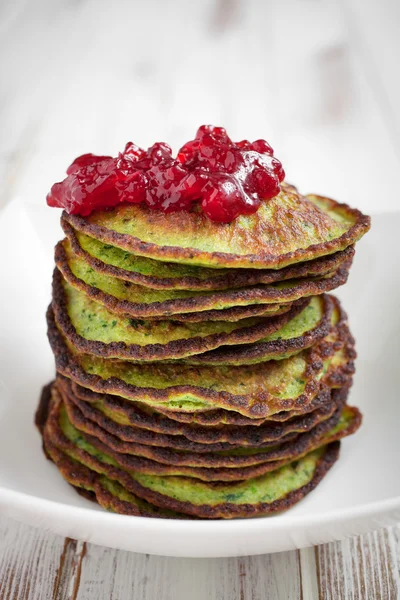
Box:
[54,239,351,318]
[62,217,355,291]
[62,183,370,269]
[52,271,333,362]
[39,387,348,518]
[47,301,355,418]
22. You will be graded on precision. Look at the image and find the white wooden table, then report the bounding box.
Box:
[1,516,399,599]
[1,0,399,597]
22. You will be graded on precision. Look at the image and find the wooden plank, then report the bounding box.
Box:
[315,527,400,599]
[0,515,66,600]
[0,515,301,600]
[73,544,302,600]
[298,547,319,600]
[52,538,87,600]
[1,518,400,599]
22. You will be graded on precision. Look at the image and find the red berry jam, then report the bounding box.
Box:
[47,126,285,222]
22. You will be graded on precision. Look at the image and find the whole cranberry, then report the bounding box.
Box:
[201,175,247,223]
[66,153,112,175]
[251,139,274,155]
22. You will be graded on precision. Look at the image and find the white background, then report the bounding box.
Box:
[0,0,399,215]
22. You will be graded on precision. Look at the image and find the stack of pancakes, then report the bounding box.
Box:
[37,183,370,518]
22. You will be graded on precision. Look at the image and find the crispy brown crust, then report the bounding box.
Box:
[103,441,342,518]
[44,438,183,518]
[151,302,297,323]
[47,306,329,418]
[54,383,359,477]
[179,295,334,366]
[53,386,351,468]
[52,268,313,361]
[35,381,55,460]
[68,375,333,426]
[62,217,355,291]
[157,390,334,425]
[62,193,370,270]
[35,381,54,435]
[62,388,299,453]
[43,398,342,518]
[72,484,97,502]
[318,299,357,390]
[39,383,359,516]
[67,405,359,482]
[39,387,186,517]
[59,400,294,468]
[92,481,188,518]
[58,376,338,446]
[47,292,355,420]
[54,239,352,318]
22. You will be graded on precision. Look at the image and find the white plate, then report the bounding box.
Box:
[0,203,399,558]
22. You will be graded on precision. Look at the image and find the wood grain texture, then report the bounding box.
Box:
[299,547,320,600]
[75,548,302,600]
[2,516,400,599]
[315,527,400,599]
[0,516,303,600]
[52,538,87,600]
[0,516,64,600]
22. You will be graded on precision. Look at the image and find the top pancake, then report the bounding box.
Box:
[62,218,355,291]
[62,183,370,269]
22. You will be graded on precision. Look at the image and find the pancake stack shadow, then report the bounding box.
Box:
[37,186,370,519]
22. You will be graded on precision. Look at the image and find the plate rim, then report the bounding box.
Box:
[2,484,400,531]
[1,485,400,557]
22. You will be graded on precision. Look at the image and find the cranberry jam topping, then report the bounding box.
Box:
[47,126,285,222]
